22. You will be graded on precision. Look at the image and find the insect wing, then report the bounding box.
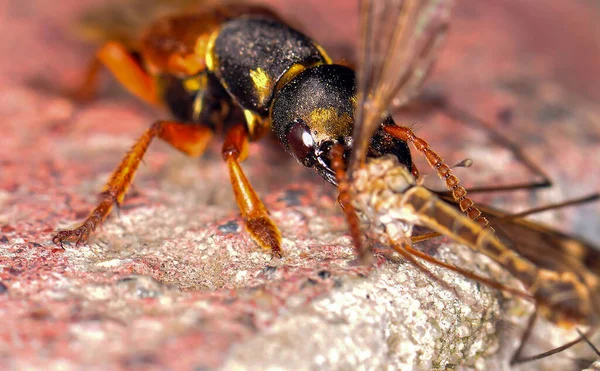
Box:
[350,0,453,174]
[75,0,224,48]
[437,193,600,277]
[489,209,600,277]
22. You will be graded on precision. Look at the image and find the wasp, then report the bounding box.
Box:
[53,0,474,257]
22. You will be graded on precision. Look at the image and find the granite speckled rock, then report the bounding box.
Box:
[1,0,599,370]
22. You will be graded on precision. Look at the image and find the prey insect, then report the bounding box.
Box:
[336,0,600,366]
[345,155,600,365]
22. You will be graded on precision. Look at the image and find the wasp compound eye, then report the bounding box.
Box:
[286,119,316,167]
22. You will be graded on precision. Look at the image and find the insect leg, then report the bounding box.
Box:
[390,241,457,295]
[578,328,600,355]
[383,125,491,229]
[72,42,158,105]
[222,123,282,257]
[53,121,213,246]
[413,194,599,244]
[436,102,553,194]
[401,243,532,300]
[495,193,600,222]
[510,312,596,364]
[410,232,441,243]
[330,144,370,263]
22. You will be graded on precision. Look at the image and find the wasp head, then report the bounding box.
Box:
[271,64,412,186]
[271,64,357,185]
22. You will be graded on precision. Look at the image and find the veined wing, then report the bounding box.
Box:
[437,193,600,277]
[350,0,453,175]
[74,0,224,48]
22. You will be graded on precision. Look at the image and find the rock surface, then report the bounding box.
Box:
[0,0,599,370]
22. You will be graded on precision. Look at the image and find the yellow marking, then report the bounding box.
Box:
[192,96,204,122]
[183,72,207,93]
[243,109,270,141]
[307,107,353,141]
[249,67,272,105]
[205,29,221,72]
[275,63,307,92]
[562,239,587,261]
[194,34,210,60]
[315,43,332,64]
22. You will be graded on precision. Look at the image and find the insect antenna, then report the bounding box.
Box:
[426,100,554,195]
[383,125,492,229]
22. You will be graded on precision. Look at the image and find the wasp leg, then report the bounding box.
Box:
[222,124,282,257]
[73,42,158,105]
[384,125,491,229]
[53,121,213,246]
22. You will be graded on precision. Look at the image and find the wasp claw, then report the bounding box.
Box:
[52,224,93,247]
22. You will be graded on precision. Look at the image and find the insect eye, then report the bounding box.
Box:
[286,119,316,167]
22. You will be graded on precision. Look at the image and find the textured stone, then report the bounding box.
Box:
[0,0,599,370]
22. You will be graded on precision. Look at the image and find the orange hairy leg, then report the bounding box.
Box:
[330,144,370,263]
[53,121,213,246]
[72,42,159,105]
[384,125,490,228]
[222,124,282,257]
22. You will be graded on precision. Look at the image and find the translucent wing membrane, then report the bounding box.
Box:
[475,202,600,276]
[75,0,222,47]
[350,0,453,175]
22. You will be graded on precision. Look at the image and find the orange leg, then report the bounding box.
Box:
[384,125,491,229]
[53,121,213,246]
[222,124,282,257]
[330,144,371,263]
[72,42,159,105]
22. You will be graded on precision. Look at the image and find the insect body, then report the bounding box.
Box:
[338,0,600,364]
[52,5,417,256]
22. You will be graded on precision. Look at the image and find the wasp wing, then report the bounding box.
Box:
[350,0,453,174]
[74,0,225,48]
